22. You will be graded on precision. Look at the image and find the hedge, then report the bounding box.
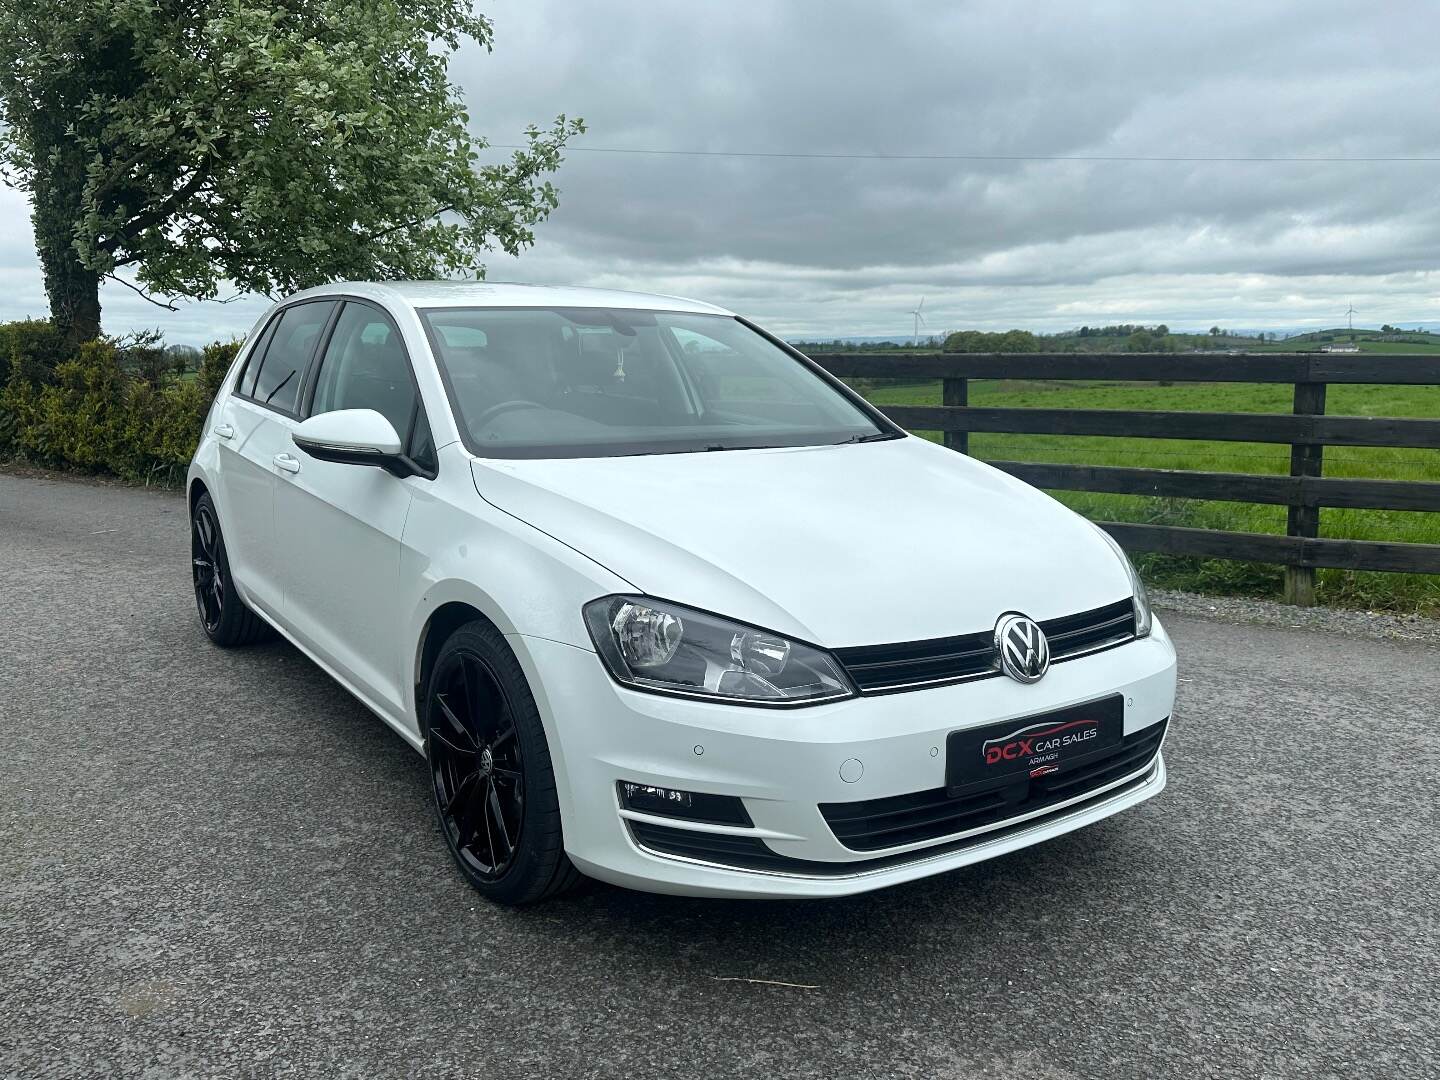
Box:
[0,319,239,486]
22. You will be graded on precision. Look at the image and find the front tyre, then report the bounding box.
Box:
[191,492,270,647]
[425,620,582,905]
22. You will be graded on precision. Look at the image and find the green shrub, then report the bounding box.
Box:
[197,340,241,401]
[0,367,42,457]
[0,318,67,386]
[34,339,132,469]
[0,320,240,485]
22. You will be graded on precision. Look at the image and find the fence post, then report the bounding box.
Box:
[942,377,969,455]
[1284,377,1327,605]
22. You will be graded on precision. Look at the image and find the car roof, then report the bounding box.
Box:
[283,280,735,316]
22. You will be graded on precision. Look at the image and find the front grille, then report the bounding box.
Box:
[1041,599,1138,659]
[627,734,1164,877]
[832,598,1138,694]
[820,718,1167,851]
[831,629,994,692]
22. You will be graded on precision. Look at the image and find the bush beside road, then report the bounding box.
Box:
[0,320,237,487]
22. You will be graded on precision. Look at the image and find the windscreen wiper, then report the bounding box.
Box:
[835,431,898,444]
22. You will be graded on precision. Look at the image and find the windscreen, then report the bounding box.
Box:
[419,307,889,458]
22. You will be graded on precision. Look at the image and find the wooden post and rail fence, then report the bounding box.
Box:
[807,351,1440,605]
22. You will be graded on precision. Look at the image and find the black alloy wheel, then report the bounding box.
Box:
[189,492,270,647]
[424,620,582,904]
[429,649,526,879]
[191,500,226,633]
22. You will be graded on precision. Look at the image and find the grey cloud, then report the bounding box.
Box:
[462,1,1440,290]
[3,0,1440,340]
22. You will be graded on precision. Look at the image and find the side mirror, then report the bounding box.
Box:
[292,409,410,475]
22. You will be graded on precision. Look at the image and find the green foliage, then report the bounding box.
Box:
[1125,330,1154,352]
[0,0,582,338]
[0,318,67,386]
[1123,329,1177,353]
[197,341,241,401]
[942,329,1038,353]
[0,319,238,483]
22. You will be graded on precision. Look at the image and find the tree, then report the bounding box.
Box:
[0,0,582,343]
[1125,330,1154,352]
[995,329,1037,353]
[942,330,987,353]
[942,329,1037,354]
[1210,326,1222,337]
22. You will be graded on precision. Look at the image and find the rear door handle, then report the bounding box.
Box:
[273,453,301,474]
[214,423,235,440]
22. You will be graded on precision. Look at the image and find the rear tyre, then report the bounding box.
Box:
[191,492,270,647]
[425,619,582,905]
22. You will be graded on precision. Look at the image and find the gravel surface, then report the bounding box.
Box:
[1152,588,1440,649]
[2,471,1437,1079]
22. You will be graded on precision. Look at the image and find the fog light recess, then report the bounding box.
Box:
[617,781,753,826]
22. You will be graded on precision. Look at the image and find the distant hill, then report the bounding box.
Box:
[793,326,1440,354]
[1251,328,1440,353]
[787,334,941,349]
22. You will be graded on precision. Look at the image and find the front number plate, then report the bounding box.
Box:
[945,695,1125,796]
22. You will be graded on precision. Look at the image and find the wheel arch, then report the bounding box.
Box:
[188,476,210,515]
[405,579,588,858]
[413,599,499,736]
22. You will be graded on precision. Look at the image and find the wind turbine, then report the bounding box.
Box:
[910,297,926,347]
[1345,302,1358,331]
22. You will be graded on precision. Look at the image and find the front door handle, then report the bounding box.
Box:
[273,453,302,474]
[214,423,235,440]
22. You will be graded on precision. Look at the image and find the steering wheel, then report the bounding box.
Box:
[474,400,546,427]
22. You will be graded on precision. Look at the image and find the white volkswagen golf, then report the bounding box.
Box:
[188,282,1176,904]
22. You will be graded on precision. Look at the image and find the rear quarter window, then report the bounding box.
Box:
[236,317,280,398]
[243,301,335,414]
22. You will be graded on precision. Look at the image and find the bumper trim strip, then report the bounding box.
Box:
[627,751,1165,880]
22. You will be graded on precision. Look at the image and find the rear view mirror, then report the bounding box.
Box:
[292,409,410,475]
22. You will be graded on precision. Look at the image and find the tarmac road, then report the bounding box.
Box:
[1,470,1435,1079]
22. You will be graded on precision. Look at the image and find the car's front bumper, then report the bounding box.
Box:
[512,617,1177,899]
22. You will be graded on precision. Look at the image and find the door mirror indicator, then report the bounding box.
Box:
[292,409,412,476]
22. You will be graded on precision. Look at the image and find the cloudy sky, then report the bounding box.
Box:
[4,0,1440,342]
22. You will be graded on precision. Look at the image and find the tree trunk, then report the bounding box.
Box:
[39,245,101,347]
[30,158,102,346]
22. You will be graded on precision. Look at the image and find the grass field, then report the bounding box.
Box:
[1252,340,1440,353]
[856,378,1440,613]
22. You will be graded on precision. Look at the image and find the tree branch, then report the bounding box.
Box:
[89,145,164,208]
[359,205,454,245]
[104,274,179,312]
[97,164,214,254]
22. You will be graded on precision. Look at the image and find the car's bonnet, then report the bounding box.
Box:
[469,437,1132,648]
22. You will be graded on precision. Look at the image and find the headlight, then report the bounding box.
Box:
[1095,526,1153,637]
[583,596,856,706]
